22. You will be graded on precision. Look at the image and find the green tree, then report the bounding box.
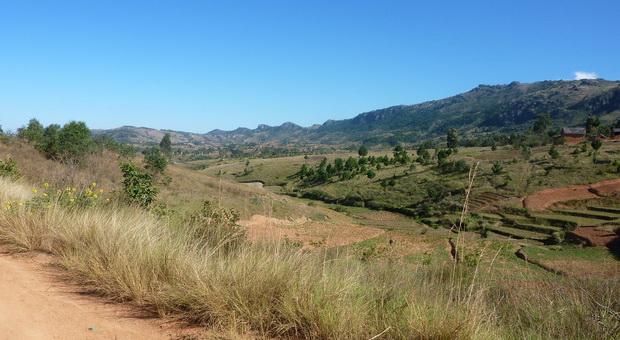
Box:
[159,133,172,158]
[548,145,560,159]
[586,116,601,135]
[491,161,503,174]
[416,145,431,164]
[436,148,452,165]
[447,128,460,151]
[299,164,309,178]
[38,124,61,160]
[17,118,45,144]
[532,114,552,135]
[367,169,376,179]
[143,147,168,174]
[57,121,93,165]
[358,145,368,157]
[591,139,602,151]
[388,177,396,187]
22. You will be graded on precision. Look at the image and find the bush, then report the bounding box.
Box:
[438,160,469,174]
[119,162,159,208]
[0,158,21,180]
[491,161,503,174]
[548,145,560,159]
[547,231,565,245]
[187,200,245,252]
[143,147,168,174]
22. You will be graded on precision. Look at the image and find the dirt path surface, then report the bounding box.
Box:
[0,251,179,340]
[523,178,620,211]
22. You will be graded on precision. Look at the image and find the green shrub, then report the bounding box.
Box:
[0,158,21,180]
[547,231,565,245]
[119,162,159,208]
[143,147,168,174]
[491,161,503,174]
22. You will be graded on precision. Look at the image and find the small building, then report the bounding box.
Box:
[612,128,620,140]
[561,127,586,144]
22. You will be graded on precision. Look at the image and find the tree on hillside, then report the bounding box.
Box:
[119,162,159,208]
[522,146,532,160]
[358,145,368,157]
[436,149,452,165]
[38,124,61,160]
[591,139,602,151]
[416,144,431,164]
[491,161,503,174]
[143,147,168,174]
[57,121,94,165]
[548,145,560,159]
[447,128,460,151]
[532,114,551,135]
[586,116,601,135]
[17,118,44,144]
[160,133,172,158]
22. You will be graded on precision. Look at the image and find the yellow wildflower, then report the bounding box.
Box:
[72,188,76,192]
[43,193,48,197]
[93,194,98,199]
[69,199,75,202]
[105,198,110,202]
[32,189,37,193]
[44,183,49,187]
[99,189,104,194]
[92,182,97,187]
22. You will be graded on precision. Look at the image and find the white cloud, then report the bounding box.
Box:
[574,71,598,80]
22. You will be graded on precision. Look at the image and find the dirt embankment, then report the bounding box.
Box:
[523,178,620,211]
[0,250,200,340]
[242,212,384,249]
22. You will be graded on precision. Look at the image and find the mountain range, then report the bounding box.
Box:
[94,79,620,147]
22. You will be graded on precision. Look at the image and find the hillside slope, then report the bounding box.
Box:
[95,79,620,146]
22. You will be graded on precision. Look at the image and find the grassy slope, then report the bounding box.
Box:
[1,137,619,338]
[188,142,620,222]
[2,175,619,339]
[0,139,326,221]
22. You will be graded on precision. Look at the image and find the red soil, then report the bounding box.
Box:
[523,178,620,211]
[570,226,618,247]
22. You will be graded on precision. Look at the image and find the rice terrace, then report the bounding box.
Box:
[2,2,620,339]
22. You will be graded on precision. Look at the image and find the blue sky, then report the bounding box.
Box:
[1,1,618,133]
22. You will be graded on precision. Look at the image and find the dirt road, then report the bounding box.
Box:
[0,251,174,340]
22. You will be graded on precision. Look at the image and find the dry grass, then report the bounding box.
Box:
[1,176,618,339]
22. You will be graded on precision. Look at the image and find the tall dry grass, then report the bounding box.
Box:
[0,176,618,339]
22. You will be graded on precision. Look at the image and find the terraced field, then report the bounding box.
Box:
[480,206,620,244]
[469,192,511,210]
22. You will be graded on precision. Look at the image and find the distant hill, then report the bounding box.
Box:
[94,79,620,147]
